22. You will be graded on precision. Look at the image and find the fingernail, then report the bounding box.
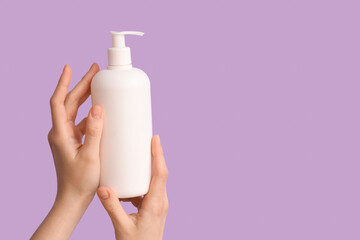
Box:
[98,188,109,200]
[91,105,102,119]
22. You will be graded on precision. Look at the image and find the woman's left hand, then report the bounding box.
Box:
[48,63,103,203]
[31,63,103,240]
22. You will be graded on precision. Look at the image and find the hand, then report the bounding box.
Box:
[31,63,103,240]
[97,135,169,240]
[48,63,103,202]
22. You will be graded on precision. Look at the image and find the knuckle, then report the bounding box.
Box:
[149,199,168,217]
[164,167,169,178]
[154,166,168,180]
[50,95,63,108]
[48,130,65,145]
[86,125,101,137]
[164,199,169,214]
[159,166,169,179]
[152,204,163,217]
[49,96,56,107]
[107,201,117,214]
[47,130,53,143]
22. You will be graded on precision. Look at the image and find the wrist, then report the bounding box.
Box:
[31,188,93,240]
[55,189,94,210]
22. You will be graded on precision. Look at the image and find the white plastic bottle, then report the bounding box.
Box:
[91,31,152,198]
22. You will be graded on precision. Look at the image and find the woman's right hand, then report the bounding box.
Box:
[97,135,169,240]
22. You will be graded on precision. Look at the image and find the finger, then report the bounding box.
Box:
[97,187,131,228]
[50,65,72,129]
[82,105,103,156]
[149,135,168,196]
[76,117,87,135]
[141,135,168,212]
[65,63,100,121]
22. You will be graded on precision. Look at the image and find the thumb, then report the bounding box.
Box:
[97,187,131,228]
[83,105,103,154]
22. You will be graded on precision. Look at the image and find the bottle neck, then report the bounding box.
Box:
[107,64,133,70]
[108,47,132,66]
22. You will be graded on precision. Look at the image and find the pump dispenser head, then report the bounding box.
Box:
[108,31,144,67]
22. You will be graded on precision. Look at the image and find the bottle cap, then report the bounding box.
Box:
[108,31,144,66]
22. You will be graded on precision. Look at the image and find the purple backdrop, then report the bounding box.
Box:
[0,0,359,239]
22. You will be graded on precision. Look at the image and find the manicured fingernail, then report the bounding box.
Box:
[91,105,102,119]
[98,188,109,200]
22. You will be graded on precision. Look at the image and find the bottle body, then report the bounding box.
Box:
[91,67,152,198]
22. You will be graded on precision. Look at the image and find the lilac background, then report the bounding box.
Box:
[0,0,359,239]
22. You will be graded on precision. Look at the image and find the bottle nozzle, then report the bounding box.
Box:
[108,31,144,67]
[110,31,144,48]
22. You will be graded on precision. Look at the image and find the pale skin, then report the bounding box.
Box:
[31,63,169,240]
